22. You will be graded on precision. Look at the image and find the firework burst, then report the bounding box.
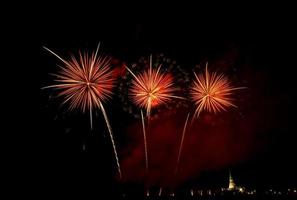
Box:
[118,54,189,119]
[190,63,245,119]
[126,56,182,117]
[43,44,122,178]
[42,44,114,129]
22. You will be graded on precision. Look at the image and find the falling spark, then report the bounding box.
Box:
[43,44,122,178]
[190,63,245,119]
[126,55,182,118]
[175,113,190,175]
[141,110,148,172]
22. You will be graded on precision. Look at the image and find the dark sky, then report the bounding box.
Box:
[8,3,295,198]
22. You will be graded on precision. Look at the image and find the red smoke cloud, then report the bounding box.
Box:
[120,103,274,187]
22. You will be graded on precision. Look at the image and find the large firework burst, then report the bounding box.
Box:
[126,56,181,117]
[190,63,244,119]
[42,44,114,128]
[43,44,122,178]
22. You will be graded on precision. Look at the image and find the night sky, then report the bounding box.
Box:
[10,3,295,198]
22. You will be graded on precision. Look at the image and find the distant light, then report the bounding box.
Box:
[208,190,212,195]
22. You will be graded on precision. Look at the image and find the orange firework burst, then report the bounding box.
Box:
[42,44,114,129]
[43,44,122,178]
[126,56,181,117]
[190,63,244,119]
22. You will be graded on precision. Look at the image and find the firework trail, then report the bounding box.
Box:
[141,110,148,172]
[174,113,190,176]
[99,101,122,178]
[175,63,245,177]
[42,44,122,178]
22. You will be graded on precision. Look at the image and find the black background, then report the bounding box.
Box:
[6,3,296,198]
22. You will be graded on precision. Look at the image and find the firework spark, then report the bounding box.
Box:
[126,56,182,117]
[43,44,122,178]
[190,63,245,119]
